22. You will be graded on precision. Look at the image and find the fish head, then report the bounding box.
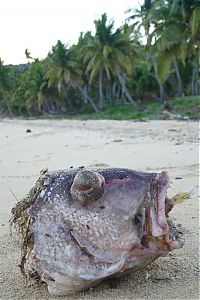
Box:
[17,166,185,295]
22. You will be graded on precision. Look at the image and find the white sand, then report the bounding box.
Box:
[0,119,199,299]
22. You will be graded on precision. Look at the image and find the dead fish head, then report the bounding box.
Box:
[12,166,187,295]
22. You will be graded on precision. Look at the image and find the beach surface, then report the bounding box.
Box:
[0,119,199,300]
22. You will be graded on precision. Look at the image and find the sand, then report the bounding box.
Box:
[0,119,199,300]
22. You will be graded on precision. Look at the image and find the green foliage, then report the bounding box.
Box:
[0,59,14,114]
[40,96,199,120]
[83,14,136,84]
[191,6,200,39]
[46,40,81,89]
[157,50,174,83]
[129,59,158,99]
[0,4,199,117]
[0,59,10,90]
[170,96,200,118]
[11,62,46,115]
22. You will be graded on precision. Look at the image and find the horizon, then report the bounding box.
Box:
[1,0,141,65]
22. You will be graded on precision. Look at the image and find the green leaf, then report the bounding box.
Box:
[57,68,63,79]
[37,91,45,109]
[64,70,70,84]
[191,7,200,39]
[157,51,174,83]
[103,45,112,58]
[89,61,101,84]
[104,65,111,80]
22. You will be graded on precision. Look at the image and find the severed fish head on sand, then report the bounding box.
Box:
[11,165,190,295]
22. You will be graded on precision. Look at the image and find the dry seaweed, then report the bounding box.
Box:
[10,168,49,275]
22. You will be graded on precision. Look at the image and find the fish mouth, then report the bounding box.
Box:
[141,171,184,251]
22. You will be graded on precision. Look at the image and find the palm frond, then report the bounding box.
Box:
[157,50,174,83]
[89,61,101,84]
[191,6,200,39]
[63,70,71,84]
[103,45,112,58]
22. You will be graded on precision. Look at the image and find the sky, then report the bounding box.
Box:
[1,0,141,65]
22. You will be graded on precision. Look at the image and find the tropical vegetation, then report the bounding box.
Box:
[0,0,199,118]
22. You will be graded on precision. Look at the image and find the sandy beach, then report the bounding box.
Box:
[0,119,199,300]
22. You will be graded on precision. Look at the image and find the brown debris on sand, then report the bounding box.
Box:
[10,168,48,275]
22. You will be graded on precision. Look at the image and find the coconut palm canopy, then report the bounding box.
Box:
[0,0,199,116]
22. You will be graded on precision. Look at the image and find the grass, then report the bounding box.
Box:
[41,96,200,121]
[170,96,200,119]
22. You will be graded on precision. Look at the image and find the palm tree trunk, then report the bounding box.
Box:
[2,98,13,116]
[76,84,99,113]
[191,63,199,95]
[83,84,88,104]
[99,69,103,110]
[112,82,116,101]
[107,82,112,103]
[116,70,139,109]
[195,66,199,95]
[173,56,183,97]
[63,88,74,111]
[191,66,196,95]
[191,48,199,95]
[152,56,164,103]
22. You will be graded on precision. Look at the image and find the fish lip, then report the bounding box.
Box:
[145,171,169,237]
[144,171,184,250]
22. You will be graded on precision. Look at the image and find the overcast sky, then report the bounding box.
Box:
[1,0,141,65]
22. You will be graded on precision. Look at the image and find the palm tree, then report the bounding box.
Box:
[46,40,98,112]
[178,0,200,95]
[24,63,48,114]
[150,2,185,96]
[129,0,200,100]
[127,1,166,102]
[83,13,139,110]
[154,0,200,95]
[72,32,95,106]
[12,61,49,116]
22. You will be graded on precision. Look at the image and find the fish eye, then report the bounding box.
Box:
[70,169,105,205]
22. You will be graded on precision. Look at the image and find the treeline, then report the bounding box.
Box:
[0,0,199,116]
